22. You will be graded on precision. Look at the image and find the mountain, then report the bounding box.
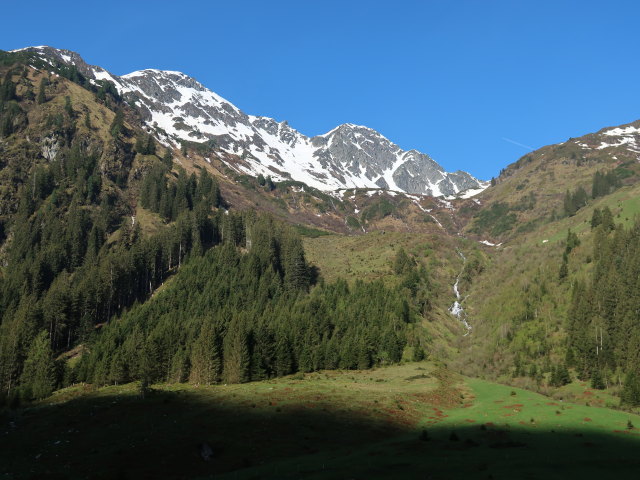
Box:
[4,42,640,480]
[452,114,640,384]
[12,46,485,197]
[460,117,640,242]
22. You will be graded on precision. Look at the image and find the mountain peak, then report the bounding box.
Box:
[11,45,486,197]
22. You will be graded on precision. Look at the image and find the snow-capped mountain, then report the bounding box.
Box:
[14,46,486,196]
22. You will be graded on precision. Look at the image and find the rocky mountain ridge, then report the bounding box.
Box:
[11,46,486,197]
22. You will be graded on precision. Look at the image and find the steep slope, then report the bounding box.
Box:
[451,118,640,385]
[11,46,485,196]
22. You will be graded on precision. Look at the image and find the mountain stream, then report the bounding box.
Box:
[449,249,472,336]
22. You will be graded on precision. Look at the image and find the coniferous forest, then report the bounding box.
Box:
[567,218,640,405]
[0,126,415,402]
[0,50,428,407]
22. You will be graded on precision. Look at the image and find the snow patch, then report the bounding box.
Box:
[459,185,488,199]
[603,125,640,136]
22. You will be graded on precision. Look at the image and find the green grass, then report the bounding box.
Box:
[293,224,332,238]
[303,230,461,286]
[3,363,640,479]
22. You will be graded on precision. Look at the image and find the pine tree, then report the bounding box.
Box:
[37,77,48,104]
[223,319,250,383]
[591,208,602,229]
[0,72,16,102]
[168,348,189,383]
[18,331,56,400]
[266,176,275,191]
[393,248,414,275]
[283,234,309,291]
[109,109,124,138]
[601,206,615,232]
[109,351,128,385]
[134,135,145,153]
[621,370,640,406]
[357,338,372,369]
[275,334,293,377]
[559,253,569,280]
[563,190,574,217]
[591,369,606,390]
[64,96,73,117]
[162,150,173,169]
[190,321,222,384]
[145,134,156,155]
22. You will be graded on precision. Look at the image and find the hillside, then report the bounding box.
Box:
[449,120,640,390]
[465,119,640,243]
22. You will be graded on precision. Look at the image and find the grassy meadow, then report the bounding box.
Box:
[2,362,640,479]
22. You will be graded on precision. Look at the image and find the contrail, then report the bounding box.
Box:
[502,137,534,151]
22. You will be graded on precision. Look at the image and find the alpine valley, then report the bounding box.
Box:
[2,46,640,479]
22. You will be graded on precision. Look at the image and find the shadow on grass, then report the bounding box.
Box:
[1,387,640,480]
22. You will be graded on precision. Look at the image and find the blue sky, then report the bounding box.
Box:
[2,0,639,179]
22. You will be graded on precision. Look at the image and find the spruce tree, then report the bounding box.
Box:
[37,77,48,104]
[19,331,56,400]
[275,334,293,377]
[601,206,615,232]
[190,321,222,385]
[283,234,309,291]
[162,150,173,169]
[64,96,73,117]
[145,134,156,155]
[559,253,569,280]
[223,319,250,383]
[591,208,602,229]
[109,109,124,138]
[621,371,640,406]
[591,369,606,390]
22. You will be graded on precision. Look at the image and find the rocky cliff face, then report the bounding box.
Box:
[14,46,487,196]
